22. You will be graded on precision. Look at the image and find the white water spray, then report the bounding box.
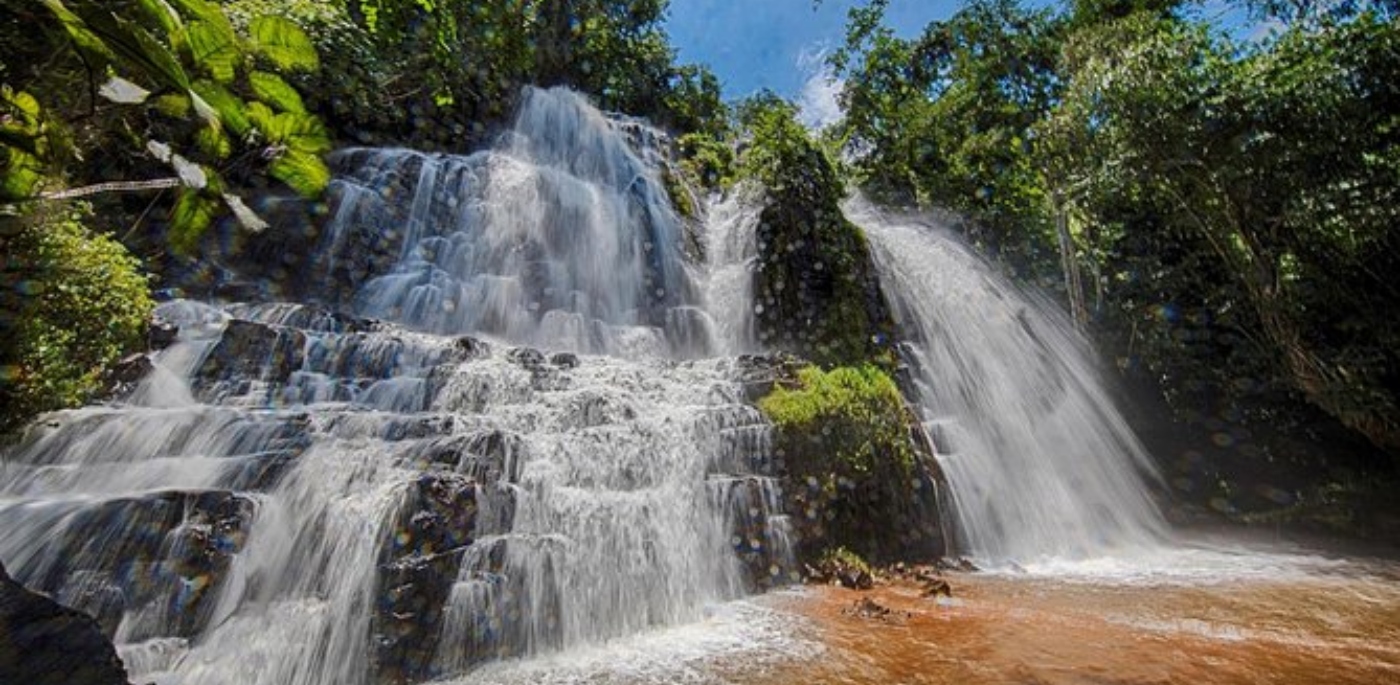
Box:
[849,200,1168,564]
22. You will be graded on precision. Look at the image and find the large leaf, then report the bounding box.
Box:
[190,80,251,137]
[39,0,117,63]
[248,71,305,113]
[98,76,151,104]
[257,110,331,154]
[136,0,184,38]
[170,187,219,254]
[1,148,44,200]
[195,125,232,159]
[167,0,227,25]
[222,192,269,232]
[186,19,241,83]
[249,16,319,72]
[268,148,330,197]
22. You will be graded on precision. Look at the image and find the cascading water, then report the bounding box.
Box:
[320,87,712,357]
[699,184,764,355]
[0,87,794,685]
[848,200,1168,564]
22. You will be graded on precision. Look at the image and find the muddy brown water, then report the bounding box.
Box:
[754,568,1400,685]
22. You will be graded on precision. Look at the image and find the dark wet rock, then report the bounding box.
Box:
[104,354,154,398]
[11,490,255,642]
[506,347,545,368]
[921,577,953,598]
[842,596,910,623]
[372,473,478,685]
[454,336,491,360]
[548,352,580,369]
[380,415,457,442]
[564,391,636,429]
[936,557,979,573]
[195,319,307,392]
[462,430,526,484]
[148,318,180,351]
[731,353,803,403]
[805,555,875,591]
[886,562,953,597]
[0,560,132,685]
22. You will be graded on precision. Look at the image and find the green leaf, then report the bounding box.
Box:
[152,92,191,118]
[249,16,319,72]
[248,71,305,113]
[170,188,219,254]
[98,76,151,104]
[39,0,117,63]
[195,125,231,158]
[136,0,184,38]
[257,111,331,154]
[190,79,251,137]
[268,148,329,197]
[187,19,241,83]
[246,100,277,133]
[1,147,44,200]
[167,0,226,25]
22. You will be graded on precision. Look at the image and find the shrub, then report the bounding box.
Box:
[1,206,154,428]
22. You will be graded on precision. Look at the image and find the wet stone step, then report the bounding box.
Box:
[0,489,256,640]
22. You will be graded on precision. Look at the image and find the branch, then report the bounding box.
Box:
[38,177,183,201]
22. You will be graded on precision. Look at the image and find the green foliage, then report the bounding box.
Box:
[760,364,915,479]
[0,88,51,201]
[831,0,1400,467]
[0,205,154,429]
[831,0,1062,280]
[4,0,329,254]
[818,545,874,576]
[1047,12,1400,454]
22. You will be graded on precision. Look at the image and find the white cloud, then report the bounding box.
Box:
[794,45,844,131]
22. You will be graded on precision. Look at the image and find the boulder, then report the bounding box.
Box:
[0,560,132,685]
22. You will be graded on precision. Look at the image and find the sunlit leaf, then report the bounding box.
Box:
[152,92,191,118]
[249,16,319,72]
[136,0,183,38]
[248,71,305,113]
[187,19,241,83]
[195,125,232,159]
[190,79,250,136]
[268,148,329,197]
[170,188,219,254]
[39,0,117,63]
[170,154,208,189]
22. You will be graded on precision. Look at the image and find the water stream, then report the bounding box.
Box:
[2,87,1396,684]
[850,200,1169,564]
[0,87,786,685]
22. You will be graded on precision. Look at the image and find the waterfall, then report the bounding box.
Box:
[0,87,791,684]
[848,200,1168,564]
[319,87,711,357]
[699,184,764,355]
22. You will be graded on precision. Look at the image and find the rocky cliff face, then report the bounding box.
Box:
[0,560,131,685]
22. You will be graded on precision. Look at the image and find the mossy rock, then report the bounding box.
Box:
[744,117,895,367]
[759,363,944,564]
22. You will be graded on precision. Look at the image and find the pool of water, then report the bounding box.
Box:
[460,536,1400,684]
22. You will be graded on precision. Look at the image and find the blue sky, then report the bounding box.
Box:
[664,1,1262,126]
[665,0,958,99]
